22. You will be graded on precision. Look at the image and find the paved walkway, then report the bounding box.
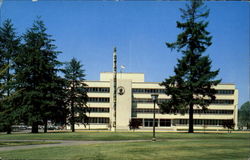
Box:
[0,139,148,151]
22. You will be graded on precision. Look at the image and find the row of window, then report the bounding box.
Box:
[132,98,167,104]
[132,98,234,105]
[216,90,234,95]
[144,119,171,127]
[88,97,110,103]
[132,118,171,127]
[86,118,232,126]
[88,117,109,124]
[132,89,166,94]
[87,97,233,105]
[89,107,109,113]
[84,87,234,95]
[86,87,110,93]
[176,119,233,126]
[132,88,235,95]
[127,118,234,127]
[193,110,233,114]
[132,109,234,115]
[212,100,234,104]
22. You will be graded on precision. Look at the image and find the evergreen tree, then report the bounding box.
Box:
[0,19,20,134]
[64,58,88,132]
[42,76,68,133]
[160,0,221,133]
[13,18,64,133]
[238,101,250,128]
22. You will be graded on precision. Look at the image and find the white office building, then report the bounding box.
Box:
[74,72,238,131]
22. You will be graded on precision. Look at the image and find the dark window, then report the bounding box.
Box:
[211,100,234,105]
[133,98,169,104]
[176,119,233,126]
[133,108,233,115]
[88,97,110,103]
[179,119,188,125]
[133,88,234,95]
[160,119,171,126]
[89,117,109,124]
[89,107,109,113]
[144,119,158,127]
[86,87,110,93]
[132,88,166,94]
[216,90,234,95]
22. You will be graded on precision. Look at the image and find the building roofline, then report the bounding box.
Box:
[85,80,235,86]
[216,83,236,85]
[133,82,161,84]
[85,80,110,83]
[133,82,235,85]
[100,72,144,75]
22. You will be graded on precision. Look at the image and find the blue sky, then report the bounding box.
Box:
[1,0,249,106]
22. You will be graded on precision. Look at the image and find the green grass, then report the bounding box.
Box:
[0,132,249,160]
[0,139,249,160]
[0,131,249,141]
[0,141,59,147]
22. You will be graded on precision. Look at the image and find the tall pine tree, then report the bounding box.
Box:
[0,19,20,134]
[160,0,221,133]
[13,18,65,133]
[64,58,88,132]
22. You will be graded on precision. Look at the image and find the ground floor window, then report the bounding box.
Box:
[160,119,171,126]
[175,119,234,126]
[144,119,158,127]
[89,117,109,124]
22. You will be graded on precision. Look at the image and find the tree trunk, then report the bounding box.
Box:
[6,59,11,135]
[188,103,194,133]
[71,105,75,132]
[44,119,48,133]
[71,122,75,132]
[32,122,39,133]
[6,125,11,134]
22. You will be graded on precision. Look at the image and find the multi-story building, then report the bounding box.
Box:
[74,72,238,131]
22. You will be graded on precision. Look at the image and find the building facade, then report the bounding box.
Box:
[75,72,238,131]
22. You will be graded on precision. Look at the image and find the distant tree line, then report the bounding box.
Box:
[0,18,88,134]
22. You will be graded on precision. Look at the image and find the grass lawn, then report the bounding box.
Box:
[0,132,249,160]
[0,141,59,147]
[0,131,249,141]
[0,139,249,160]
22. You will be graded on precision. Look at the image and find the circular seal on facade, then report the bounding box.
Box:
[117,86,125,95]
